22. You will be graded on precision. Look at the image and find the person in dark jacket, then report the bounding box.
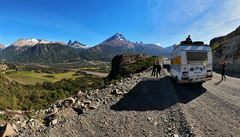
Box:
[151,62,156,77]
[156,61,161,78]
[221,61,226,80]
[186,35,192,42]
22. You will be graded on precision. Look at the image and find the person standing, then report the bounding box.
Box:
[156,61,162,78]
[151,62,156,77]
[221,61,226,80]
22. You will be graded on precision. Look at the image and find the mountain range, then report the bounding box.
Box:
[80,33,166,61]
[0,33,168,63]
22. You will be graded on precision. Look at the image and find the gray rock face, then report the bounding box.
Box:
[210,26,240,73]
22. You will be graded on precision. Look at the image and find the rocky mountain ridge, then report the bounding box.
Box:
[11,38,51,47]
[67,40,88,49]
[80,33,165,61]
[1,33,174,63]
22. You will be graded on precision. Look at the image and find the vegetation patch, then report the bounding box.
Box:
[0,73,103,110]
[0,113,7,120]
[4,71,78,85]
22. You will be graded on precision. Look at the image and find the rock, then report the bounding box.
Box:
[147,117,152,121]
[77,91,85,98]
[0,123,15,137]
[44,113,59,126]
[83,100,92,105]
[174,134,179,137]
[72,107,84,115]
[153,122,158,127]
[52,104,58,114]
[63,97,76,107]
[112,89,123,95]
[16,120,27,129]
[51,119,58,125]
[89,105,97,110]
[12,123,18,132]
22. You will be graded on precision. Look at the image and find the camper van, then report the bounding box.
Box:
[170,41,212,85]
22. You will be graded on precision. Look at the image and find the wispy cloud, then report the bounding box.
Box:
[148,0,214,26]
[186,0,240,43]
[148,0,240,45]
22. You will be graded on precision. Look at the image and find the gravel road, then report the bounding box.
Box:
[19,70,240,137]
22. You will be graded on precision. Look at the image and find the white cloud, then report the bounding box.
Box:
[148,0,240,45]
[186,0,240,43]
[148,0,214,25]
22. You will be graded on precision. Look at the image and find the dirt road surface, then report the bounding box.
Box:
[20,70,240,137]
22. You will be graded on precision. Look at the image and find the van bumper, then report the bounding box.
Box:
[179,76,212,84]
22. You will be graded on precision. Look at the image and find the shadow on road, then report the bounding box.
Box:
[214,79,223,86]
[111,76,206,111]
[174,83,206,104]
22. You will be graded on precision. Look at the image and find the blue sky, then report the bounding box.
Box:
[0,0,240,47]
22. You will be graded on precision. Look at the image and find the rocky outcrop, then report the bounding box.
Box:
[210,26,240,73]
[107,54,158,80]
[67,40,88,49]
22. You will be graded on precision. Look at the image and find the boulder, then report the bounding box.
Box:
[72,107,84,115]
[44,113,59,126]
[0,122,15,137]
[107,54,157,80]
[63,97,76,107]
[112,89,123,95]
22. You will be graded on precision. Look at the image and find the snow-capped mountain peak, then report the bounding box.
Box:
[12,38,51,47]
[103,33,127,43]
[68,40,88,49]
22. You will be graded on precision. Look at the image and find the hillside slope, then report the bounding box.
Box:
[2,42,82,63]
[18,43,81,63]
[210,26,240,73]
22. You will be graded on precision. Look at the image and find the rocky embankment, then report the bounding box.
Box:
[1,68,240,137]
[210,26,240,73]
[0,70,192,137]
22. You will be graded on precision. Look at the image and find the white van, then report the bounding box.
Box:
[170,41,212,85]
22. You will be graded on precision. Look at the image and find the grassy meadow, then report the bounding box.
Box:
[4,71,80,85]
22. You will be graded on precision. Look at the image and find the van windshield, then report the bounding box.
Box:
[187,52,207,61]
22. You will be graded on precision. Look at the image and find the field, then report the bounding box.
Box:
[2,61,110,85]
[4,71,80,85]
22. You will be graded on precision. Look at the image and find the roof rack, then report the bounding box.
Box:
[180,41,204,45]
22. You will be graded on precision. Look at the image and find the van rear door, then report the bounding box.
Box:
[186,51,208,77]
